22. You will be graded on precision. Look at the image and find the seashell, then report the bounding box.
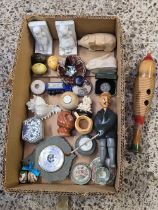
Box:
[19,171,28,184]
[26,95,61,120]
[28,172,38,183]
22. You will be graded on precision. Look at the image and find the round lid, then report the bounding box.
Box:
[71,163,91,185]
[63,95,72,104]
[78,136,93,152]
[38,145,64,172]
[95,167,110,185]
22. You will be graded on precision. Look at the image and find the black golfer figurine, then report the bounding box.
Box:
[94,92,117,168]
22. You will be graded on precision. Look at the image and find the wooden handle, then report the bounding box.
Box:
[132,128,141,153]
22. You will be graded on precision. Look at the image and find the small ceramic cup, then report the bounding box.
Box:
[74,112,93,135]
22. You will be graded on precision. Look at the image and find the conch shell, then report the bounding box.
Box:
[26,95,61,119]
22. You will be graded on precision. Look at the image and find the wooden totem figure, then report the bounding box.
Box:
[132,53,156,153]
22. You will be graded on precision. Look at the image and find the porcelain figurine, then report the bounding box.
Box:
[57,111,75,137]
[28,21,53,55]
[132,54,156,153]
[94,92,117,168]
[26,95,61,120]
[78,33,116,52]
[76,96,92,117]
[86,53,117,73]
[55,20,77,56]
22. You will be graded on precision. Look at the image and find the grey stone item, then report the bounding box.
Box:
[23,136,76,182]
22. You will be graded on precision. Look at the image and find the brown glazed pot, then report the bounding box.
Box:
[57,111,75,137]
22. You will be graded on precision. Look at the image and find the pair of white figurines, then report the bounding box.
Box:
[28,20,77,56]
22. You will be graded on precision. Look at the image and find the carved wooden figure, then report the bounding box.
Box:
[132,53,156,153]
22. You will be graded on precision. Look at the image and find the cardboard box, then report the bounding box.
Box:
[4,15,125,194]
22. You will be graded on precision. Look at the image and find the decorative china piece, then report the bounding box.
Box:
[94,92,117,168]
[55,20,77,56]
[132,53,156,153]
[31,53,47,64]
[26,95,61,120]
[75,135,96,155]
[45,82,72,95]
[22,117,43,143]
[78,33,116,52]
[60,91,79,110]
[72,80,92,97]
[32,63,47,75]
[95,71,117,96]
[38,145,64,172]
[95,167,110,185]
[76,96,92,117]
[70,163,91,185]
[28,21,53,55]
[57,55,86,85]
[23,136,76,182]
[47,55,58,71]
[86,53,117,73]
[57,111,75,137]
[74,112,93,135]
[90,157,101,182]
[30,80,45,95]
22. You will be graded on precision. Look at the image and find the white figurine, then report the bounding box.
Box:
[28,21,53,55]
[77,96,92,113]
[55,20,77,56]
[26,95,61,120]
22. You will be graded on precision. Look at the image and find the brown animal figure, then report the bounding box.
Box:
[57,111,75,137]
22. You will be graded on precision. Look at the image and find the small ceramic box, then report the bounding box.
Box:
[22,117,43,143]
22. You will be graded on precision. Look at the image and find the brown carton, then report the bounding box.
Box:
[4,15,125,194]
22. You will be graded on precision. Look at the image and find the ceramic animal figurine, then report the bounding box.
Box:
[94,92,117,168]
[55,20,77,56]
[132,53,156,153]
[78,33,116,52]
[86,53,117,73]
[26,95,61,119]
[28,21,53,55]
[57,111,75,137]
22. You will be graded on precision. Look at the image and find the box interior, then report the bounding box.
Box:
[5,16,122,194]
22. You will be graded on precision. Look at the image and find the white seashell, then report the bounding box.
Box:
[28,172,38,183]
[26,95,61,119]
